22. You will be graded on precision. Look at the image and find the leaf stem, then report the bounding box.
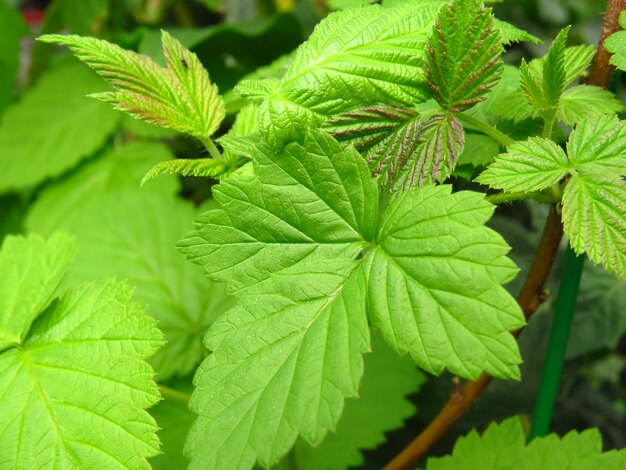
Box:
[384,206,564,470]
[457,113,514,147]
[485,191,552,205]
[199,136,223,160]
[529,246,584,439]
[159,385,191,403]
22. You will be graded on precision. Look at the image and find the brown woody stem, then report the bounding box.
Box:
[385,1,625,466]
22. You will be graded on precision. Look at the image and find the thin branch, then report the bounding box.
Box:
[385,1,625,467]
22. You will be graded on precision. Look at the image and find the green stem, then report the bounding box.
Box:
[199,136,223,160]
[159,385,191,404]
[529,245,585,440]
[486,191,534,205]
[457,113,515,147]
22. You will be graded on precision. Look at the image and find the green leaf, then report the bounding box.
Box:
[458,133,501,167]
[0,63,120,192]
[392,111,464,189]
[289,335,425,470]
[426,416,626,469]
[26,141,180,235]
[492,19,541,46]
[324,104,420,153]
[149,380,195,469]
[562,44,595,85]
[605,11,626,71]
[40,31,225,139]
[31,189,234,380]
[562,173,626,281]
[476,137,569,192]
[45,0,109,35]
[424,0,504,112]
[179,129,523,468]
[142,158,229,185]
[0,233,75,352]
[0,233,163,468]
[565,114,626,175]
[567,263,626,359]
[0,1,28,114]
[364,186,523,379]
[559,85,623,126]
[256,1,442,144]
[542,26,569,107]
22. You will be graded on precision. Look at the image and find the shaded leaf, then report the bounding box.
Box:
[559,85,623,126]
[0,63,120,192]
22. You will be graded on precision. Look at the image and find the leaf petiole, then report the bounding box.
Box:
[457,113,515,147]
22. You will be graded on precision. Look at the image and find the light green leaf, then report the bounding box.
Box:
[566,114,626,175]
[424,0,503,112]
[0,233,163,469]
[476,137,569,192]
[256,1,442,144]
[562,173,626,281]
[0,1,28,114]
[179,129,523,469]
[289,335,425,470]
[0,63,120,192]
[392,111,464,189]
[365,186,523,379]
[26,141,179,235]
[542,27,569,107]
[142,158,228,185]
[0,233,75,352]
[559,85,623,126]
[493,19,541,46]
[458,133,501,166]
[605,11,626,71]
[219,103,259,165]
[31,189,234,380]
[426,416,626,469]
[40,31,225,139]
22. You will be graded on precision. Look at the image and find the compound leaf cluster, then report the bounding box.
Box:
[479,114,626,279]
[179,129,524,468]
[0,233,163,468]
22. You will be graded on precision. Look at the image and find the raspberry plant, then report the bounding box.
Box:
[2,0,626,468]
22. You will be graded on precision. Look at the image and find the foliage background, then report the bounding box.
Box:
[0,0,624,468]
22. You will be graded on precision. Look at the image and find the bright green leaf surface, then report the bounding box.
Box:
[477,137,569,192]
[562,44,595,85]
[255,1,442,144]
[562,173,626,281]
[289,335,425,470]
[0,63,120,192]
[26,141,179,235]
[179,130,523,468]
[0,233,75,351]
[31,189,233,380]
[0,234,163,469]
[542,27,569,108]
[424,0,503,112]
[566,114,626,175]
[40,31,225,139]
[427,416,626,469]
[365,186,523,379]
